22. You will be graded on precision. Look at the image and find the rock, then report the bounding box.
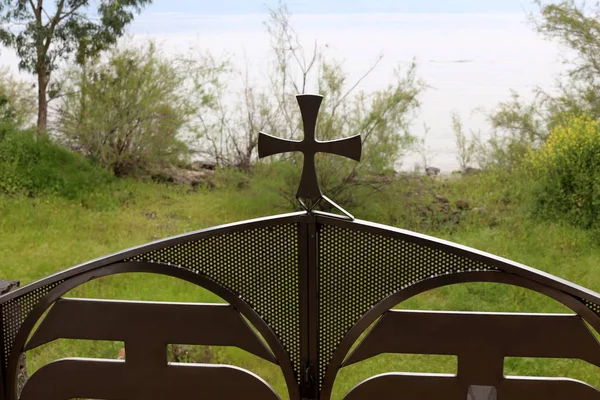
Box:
[468,385,497,400]
[143,211,157,219]
[417,206,430,216]
[451,211,461,224]
[455,199,470,210]
[472,207,486,213]
[191,161,217,171]
[359,173,393,185]
[170,345,192,362]
[463,167,481,175]
[425,167,441,176]
[152,166,215,187]
[0,279,19,295]
[434,194,449,204]
[17,353,27,398]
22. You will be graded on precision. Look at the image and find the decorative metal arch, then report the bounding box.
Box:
[2,211,600,400]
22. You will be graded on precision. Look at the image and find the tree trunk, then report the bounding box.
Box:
[37,69,49,132]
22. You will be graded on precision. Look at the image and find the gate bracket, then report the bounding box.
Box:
[300,361,317,399]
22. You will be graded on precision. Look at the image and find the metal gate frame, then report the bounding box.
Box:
[2,210,600,399]
[3,94,600,399]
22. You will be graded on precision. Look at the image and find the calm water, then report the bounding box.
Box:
[1,12,565,171]
[130,12,566,172]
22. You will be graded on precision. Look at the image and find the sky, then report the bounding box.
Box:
[124,1,563,171]
[143,0,537,14]
[0,0,564,171]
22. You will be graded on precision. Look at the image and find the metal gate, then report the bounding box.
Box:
[2,95,600,399]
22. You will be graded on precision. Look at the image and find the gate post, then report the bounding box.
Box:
[0,280,26,400]
[299,214,319,399]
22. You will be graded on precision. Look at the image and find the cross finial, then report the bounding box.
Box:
[258,94,362,211]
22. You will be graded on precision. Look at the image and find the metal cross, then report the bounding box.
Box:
[258,94,361,205]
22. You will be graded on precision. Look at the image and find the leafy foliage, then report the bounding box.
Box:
[56,42,219,176]
[0,67,35,134]
[484,1,600,169]
[0,126,113,200]
[527,114,600,228]
[0,0,151,131]
[535,0,600,85]
[451,112,477,171]
[199,5,424,206]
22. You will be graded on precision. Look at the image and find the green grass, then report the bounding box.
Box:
[3,169,600,399]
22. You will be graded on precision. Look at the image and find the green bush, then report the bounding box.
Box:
[57,42,202,176]
[0,128,114,200]
[0,120,14,142]
[202,6,423,208]
[0,68,36,129]
[527,115,600,228]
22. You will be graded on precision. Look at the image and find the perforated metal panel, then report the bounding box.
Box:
[582,298,600,316]
[5,213,600,400]
[317,223,498,387]
[126,223,302,382]
[1,281,64,370]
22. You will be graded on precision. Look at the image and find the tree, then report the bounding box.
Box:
[451,112,476,171]
[534,1,600,88]
[0,67,35,130]
[486,0,600,169]
[199,4,424,205]
[0,0,151,132]
[527,114,600,228]
[56,42,221,176]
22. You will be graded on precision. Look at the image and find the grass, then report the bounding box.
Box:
[3,169,600,399]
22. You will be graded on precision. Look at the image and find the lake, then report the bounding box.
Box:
[1,11,565,172]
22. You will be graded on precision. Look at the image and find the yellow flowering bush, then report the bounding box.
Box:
[528,115,600,228]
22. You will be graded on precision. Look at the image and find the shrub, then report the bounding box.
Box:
[527,115,600,228]
[0,128,114,200]
[200,6,424,208]
[0,67,36,130]
[56,42,208,176]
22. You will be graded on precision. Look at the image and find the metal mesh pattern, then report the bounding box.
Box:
[581,298,600,319]
[1,281,64,370]
[317,223,498,387]
[126,223,301,382]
